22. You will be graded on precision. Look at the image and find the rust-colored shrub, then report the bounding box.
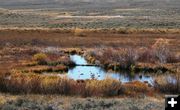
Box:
[120,81,150,96]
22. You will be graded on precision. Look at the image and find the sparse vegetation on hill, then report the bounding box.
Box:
[0,0,180,29]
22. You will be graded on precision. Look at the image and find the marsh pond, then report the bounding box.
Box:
[67,55,154,84]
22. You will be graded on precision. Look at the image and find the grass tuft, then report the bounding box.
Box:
[33,53,48,65]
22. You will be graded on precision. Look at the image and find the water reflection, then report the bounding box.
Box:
[70,54,87,65]
[68,55,153,83]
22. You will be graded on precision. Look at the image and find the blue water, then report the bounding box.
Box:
[68,55,154,83]
[70,54,88,65]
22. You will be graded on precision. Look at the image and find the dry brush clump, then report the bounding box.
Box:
[45,53,75,66]
[85,38,179,72]
[137,47,157,63]
[117,48,138,69]
[85,78,121,97]
[138,39,179,64]
[86,48,139,69]
[154,73,180,94]
[151,38,179,64]
[0,73,122,97]
[1,73,75,94]
[32,52,75,66]
[33,53,48,65]
[119,81,152,96]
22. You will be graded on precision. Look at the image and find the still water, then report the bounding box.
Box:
[68,55,153,83]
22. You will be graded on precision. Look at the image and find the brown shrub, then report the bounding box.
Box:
[138,47,157,63]
[152,38,177,63]
[86,39,178,69]
[154,73,180,94]
[118,48,138,68]
[120,81,151,96]
[87,48,138,69]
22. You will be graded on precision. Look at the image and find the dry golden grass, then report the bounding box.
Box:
[0,72,122,97]
[120,81,151,96]
[85,78,121,97]
[33,53,48,65]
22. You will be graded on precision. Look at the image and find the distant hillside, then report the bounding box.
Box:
[0,0,180,29]
[0,0,178,6]
[0,0,179,10]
